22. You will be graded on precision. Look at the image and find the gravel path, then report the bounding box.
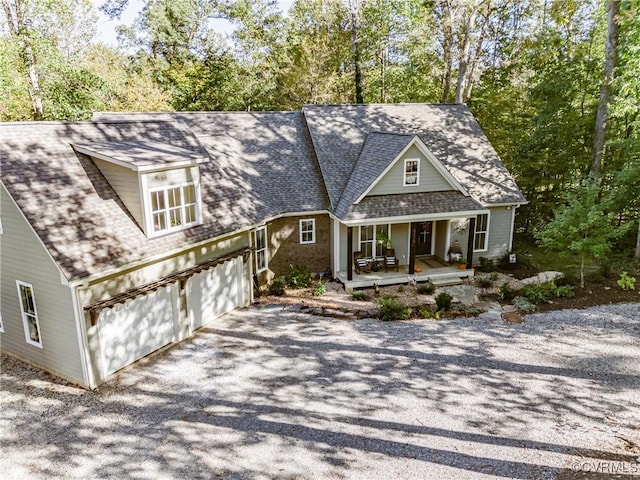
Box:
[2,303,640,479]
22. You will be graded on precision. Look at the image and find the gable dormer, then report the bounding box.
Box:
[360,135,466,199]
[73,141,208,238]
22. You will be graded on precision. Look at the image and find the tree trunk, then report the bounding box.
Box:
[439,2,455,103]
[591,0,620,174]
[580,256,585,289]
[455,5,477,104]
[349,0,364,104]
[635,222,640,258]
[2,0,44,120]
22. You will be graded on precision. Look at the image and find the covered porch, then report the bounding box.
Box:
[334,212,482,290]
[336,255,474,290]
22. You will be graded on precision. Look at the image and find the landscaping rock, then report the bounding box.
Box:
[502,304,517,313]
[520,271,564,286]
[444,285,477,306]
[503,312,524,323]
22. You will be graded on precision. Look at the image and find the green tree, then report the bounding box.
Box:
[537,179,632,288]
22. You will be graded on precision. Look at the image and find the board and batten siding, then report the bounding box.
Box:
[367,145,454,197]
[93,158,144,228]
[0,184,85,385]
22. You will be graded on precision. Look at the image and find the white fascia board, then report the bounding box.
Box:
[412,137,469,196]
[482,202,527,208]
[0,182,70,284]
[342,209,490,227]
[354,135,469,204]
[73,145,205,173]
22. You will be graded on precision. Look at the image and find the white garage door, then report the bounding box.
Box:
[187,257,242,330]
[98,285,177,375]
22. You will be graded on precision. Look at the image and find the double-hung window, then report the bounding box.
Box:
[299,219,316,244]
[404,159,419,186]
[149,183,197,234]
[255,226,268,272]
[17,281,42,348]
[359,225,375,259]
[474,213,489,251]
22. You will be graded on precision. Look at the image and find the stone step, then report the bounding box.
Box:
[430,276,464,287]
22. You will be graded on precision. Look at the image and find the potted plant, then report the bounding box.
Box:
[448,240,463,263]
[376,230,392,254]
[458,258,468,270]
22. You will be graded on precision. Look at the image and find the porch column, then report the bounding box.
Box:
[347,226,353,281]
[408,222,418,274]
[466,217,476,268]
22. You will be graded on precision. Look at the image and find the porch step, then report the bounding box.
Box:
[429,276,464,287]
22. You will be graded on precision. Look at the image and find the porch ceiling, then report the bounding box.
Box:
[339,190,484,222]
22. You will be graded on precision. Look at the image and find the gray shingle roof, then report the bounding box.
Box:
[94,111,329,222]
[303,103,526,209]
[334,132,414,219]
[342,191,485,222]
[0,115,328,281]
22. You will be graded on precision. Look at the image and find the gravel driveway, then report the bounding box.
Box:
[2,303,640,479]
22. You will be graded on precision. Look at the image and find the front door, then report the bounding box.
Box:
[416,221,433,255]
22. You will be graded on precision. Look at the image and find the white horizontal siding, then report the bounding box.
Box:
[93,158,144,227]
[485,207,512,260]
[0,185,84,384]
[368,145,453,197]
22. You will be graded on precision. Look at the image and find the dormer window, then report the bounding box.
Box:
[404,159,419,186]
[150,183,198,233]
[72,140,207,238]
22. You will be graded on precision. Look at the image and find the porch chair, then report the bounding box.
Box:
[353,251,371,274]
[384,248,399,272]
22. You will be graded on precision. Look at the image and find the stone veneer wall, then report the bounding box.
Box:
[260,214,332,283]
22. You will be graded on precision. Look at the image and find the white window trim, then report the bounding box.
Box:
[255,226,268,273]
[474,213,490,252]
[403,158,420,187]
[0,312,4,333]
[299,218,316,244]
[147,181,199,236]
[16,281,42,348]
[359,224,391,260]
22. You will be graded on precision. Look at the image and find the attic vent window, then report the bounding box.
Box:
[150,183,198,233]
[404,159,419,186]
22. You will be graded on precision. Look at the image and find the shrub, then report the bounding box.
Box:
[451,303,482,315]
[435,291,453,311]
[520,281,557,304]
[512,296,536,312]
[475,277,492,288]
[617,271,637,291]
[478,256,495,273]
[556,273,577,287]
[286,264,312,289]
[498,283,516,301]
[350,291,369,301]
[554,285,575,298]
[416,282,435,295]
[268,277,286,296]
[397,285,405,293]
[489,272,499,282]
[418,306,433,318]
[312,282,326,296]
[599,262,612,279]
[378,297,411,321]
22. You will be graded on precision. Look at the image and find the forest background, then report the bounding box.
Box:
[1,0,639,249]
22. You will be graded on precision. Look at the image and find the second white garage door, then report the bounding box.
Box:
[187,257,243,330]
